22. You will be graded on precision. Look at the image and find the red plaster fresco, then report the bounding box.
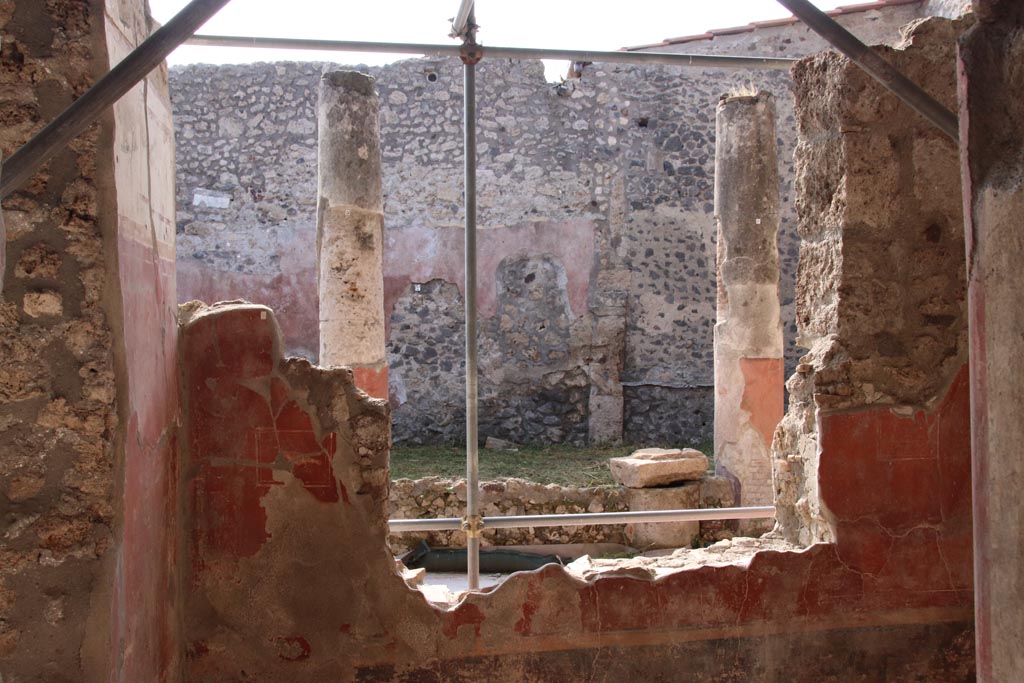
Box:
[818,366,974,604]
[514,581,542,635]
[738,357,785,446]
[183,306,344,565]
[114,234,180,681]
[353,364,389,400]
[820,367,972,534]
[180,306,974,678]
[442,603,486,640]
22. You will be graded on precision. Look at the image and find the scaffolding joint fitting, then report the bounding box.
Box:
[460,42,483,66]
[462,514,485,538]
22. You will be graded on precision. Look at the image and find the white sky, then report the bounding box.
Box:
[151,0,849,78]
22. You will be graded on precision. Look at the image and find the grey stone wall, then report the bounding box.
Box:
[170,3,935,447]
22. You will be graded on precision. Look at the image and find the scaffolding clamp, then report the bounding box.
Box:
[462,514,485,538]
[460,42,483,66]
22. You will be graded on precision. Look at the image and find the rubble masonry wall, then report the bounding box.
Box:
[773,17,968,543]
[0,0,179,680]
[169,5,932,446]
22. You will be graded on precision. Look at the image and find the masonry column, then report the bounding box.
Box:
[713,92,784,512]
[317,70,387,399]
[959,2,1024,679]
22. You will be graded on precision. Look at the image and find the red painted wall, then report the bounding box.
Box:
[176,256,318,362]
[179,305,973,681]
[112,234,180,681]
[104,11,182,677]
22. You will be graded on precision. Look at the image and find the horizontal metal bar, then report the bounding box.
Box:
[387,506,776,533]
[186,35,797,70]
[0,0,233,199]
[775,0,958,141]
[390,517,464,532]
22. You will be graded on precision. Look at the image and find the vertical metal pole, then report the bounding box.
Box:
[463,57,480,591]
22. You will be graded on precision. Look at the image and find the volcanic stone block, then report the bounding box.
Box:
[609,448,709,488]
[624,484,701,549]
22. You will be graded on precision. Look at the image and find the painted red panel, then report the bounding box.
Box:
[739,357,785,445]
[184,306,346,567]
[353,365,388,400]
[115,233,180,680]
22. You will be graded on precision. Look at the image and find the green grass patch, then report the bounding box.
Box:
[390,440,714,487]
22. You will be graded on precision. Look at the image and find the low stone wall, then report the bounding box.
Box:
[387,475,736,553]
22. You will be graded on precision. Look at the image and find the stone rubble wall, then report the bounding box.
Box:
[773,16,968,544]
[387,475,737,553]
[1,1,180,680]
[1,3,118,674]
[170,3,940,446]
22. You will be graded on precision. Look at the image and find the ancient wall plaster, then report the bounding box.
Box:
[957,2,1024,678]
[1,0,179,680]
[180,300,973,681]
[773,16,969,545]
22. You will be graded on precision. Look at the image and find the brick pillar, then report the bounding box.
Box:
[959,3,1024,679]
[713,92,784,511]
[316,70,387,399]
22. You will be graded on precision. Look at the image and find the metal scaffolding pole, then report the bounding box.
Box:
[774,0,958,141]
[461,14,482,591]
[0,0,234,199]
[388,506,777,533]
[450,0,476,41]
[185,35,796,70]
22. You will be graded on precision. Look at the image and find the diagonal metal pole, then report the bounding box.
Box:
[775,0,958,141]
[0,0,234,199]
[451,0,476,41]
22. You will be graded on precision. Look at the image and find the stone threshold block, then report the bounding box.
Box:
[609,447,709,488]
